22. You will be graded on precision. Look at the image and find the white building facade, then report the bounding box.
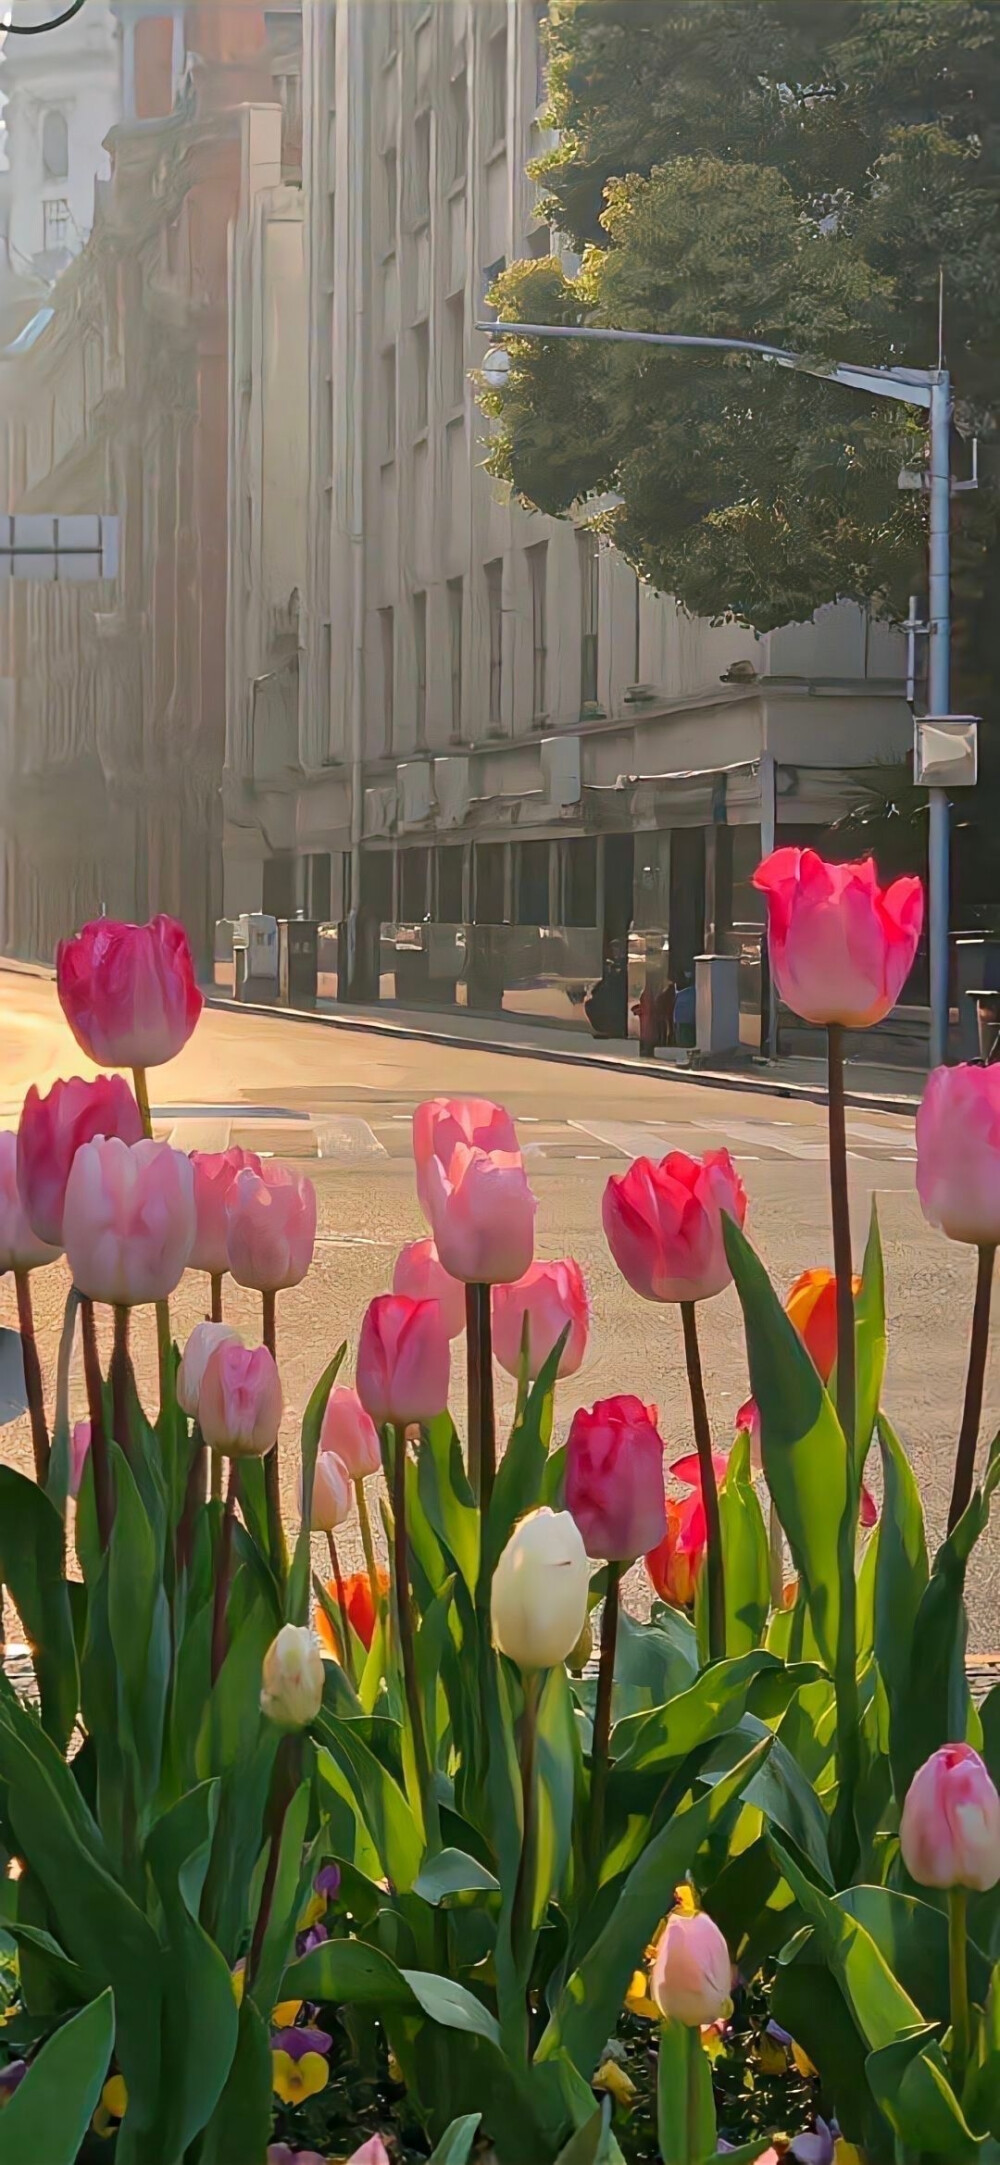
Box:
[0,0,119,280]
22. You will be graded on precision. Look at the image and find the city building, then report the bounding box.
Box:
[0,0,119,284]
[223,0,912,1034]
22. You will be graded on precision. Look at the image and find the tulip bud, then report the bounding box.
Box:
[491,1508,590,1671]
[56,912,203,1068]
[603,1149,746,1306]
[177,1321,243,1418]
[198,1342,282,1459]
[648,1909,732,2026]
[412,1097,535,1285]
[492,1258,590,1381]
[225,1163,316,1293]
[392,1237,466,1339]
[566,1395,667,1561]
[17,1074,143,1247]
[356,1293,450,1428]
[753,847,923,1030]
[189,1147,262,1277]
[307,1451,352,1533]
[260,1624,324,1729]
[319,1385,381,1480]
[900,1743,1000,1891]
[916,1064,1000,1248]
[0,1131,62,1272]
[63,1136,195,1306]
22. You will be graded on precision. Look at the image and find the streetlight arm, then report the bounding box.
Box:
[480,319,933,411]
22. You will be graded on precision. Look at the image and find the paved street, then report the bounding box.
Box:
[2,967,995,1647]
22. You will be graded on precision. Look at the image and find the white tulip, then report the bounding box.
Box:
[306,1451,353,1533]
[491,1507,590,1671]
[177,1320,242,1418]
[260,1623,324,1728]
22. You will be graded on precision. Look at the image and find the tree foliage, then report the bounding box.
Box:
[486,0,1000,694]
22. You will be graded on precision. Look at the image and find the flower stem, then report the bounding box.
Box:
[327,1530,356,1687]
[680,1301,725,1662]
[511,1668,542,1971]
[261,1289,287,1585]
[14,1269,49,1484]
[948,1884,971,2093]
[210,1459,239,1684]
[465,1281,496,1511]
[177,1423,207,1573]
[248,1732,300,1987]
[110,1305,134,1466]
[132,1065,173,1414]
[392,1421,438,1851]
[826,1023,856,1451]
[949,1243,996,1534]
[768,1498,784,1612]
[80,1295,113,1548]
[827,1022,860,1879]
[588,1560,621,1887]
[355,1477,381,1617]
[210,1271,224,1325]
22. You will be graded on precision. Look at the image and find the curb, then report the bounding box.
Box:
[205,993,921,1118]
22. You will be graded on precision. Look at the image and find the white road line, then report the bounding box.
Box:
[687,1116,847,1162]
[167,1118,232,1151]
[567,1119,674,1157]
[311,1115,388,1162]
[846,1119,915,1150]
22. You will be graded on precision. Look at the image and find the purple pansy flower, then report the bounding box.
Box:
[295,1919,329,1956]
[270,2025,332,2060]
[0,2060,27,2099]
[314,1862,341,1900]
[789,2120,838,2165]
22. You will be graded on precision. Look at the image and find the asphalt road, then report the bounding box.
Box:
[1,967,996,1649]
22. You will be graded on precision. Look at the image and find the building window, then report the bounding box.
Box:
[516,839,551,928]
[445,292,465,410]
[474,841,506,924]
[449,68,468,186]
[578,529,600,709]
[41,110,69,180]
[436,846,464,923]
[527,541,548,719]
[42,199,70,252]
[379,606,395,752]
[400,846,429,921]
[382,145,398,250]
[413,591,427,745]
[485,558,503,732]
[447,577,463,739]
[412,109,431,227]
[413,320,429,433]
[486,23,507,151]
[563,836,598,928]
[381,345,396,455]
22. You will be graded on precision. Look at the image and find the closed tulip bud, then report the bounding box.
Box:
[17,1075,143,1247]
[648,1909,732,2026]
[56,912,203,1068]
[645,1494,706,1609]
[307,1451,352,1533]
[603,1149,746,1305]
[225,1163,316,1292]
[916,1064,1000,1247]
[412,1096,519,1215]
[0,1131,61,1271]
[785,1266,861,1385]
[412,1095,535,1285]
[492,1258,590,1380]
[753,847,923,1029]
[566,1396,668,1561]
[189,1147,262,1276]
[491,1507,590,1671]
[900,1744,1000,1891]
[392,1237,466,1338]
[319,1385,381,1480]
[63,1136,195,1306]
[177,1321,243,1418]
[260,1624,324,1729]
[198,1342,282,1459]
[356,1293,450,1428]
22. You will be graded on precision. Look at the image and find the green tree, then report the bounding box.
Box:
[486,0,1000,716]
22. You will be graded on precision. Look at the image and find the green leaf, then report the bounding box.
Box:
[283,1935,501,2047]
[286,1346,346,1626]
[417,1414,481,1597]
[613,1650,782,1774]
[402,1968,502,2046]
[866,2030,986,2159]
[552,2101,614,2165]
[771,1838,923,2050]
[314,1711,423,1891]
[836,1885,991,2026]
[723,1216,849,1676]
[613,1603,698,1707]
[249,1779,311,2023]
[0,1988,114,2165]
[413,1847,500,1904]
[538,1738,769,2081]
[0,1467,77,1750]
[890,1433,1000,1799]
[657,2018,716,2165]
[771,1953,878,2153]
[485,1331,564,1576]
[45,1284,82,1519]
[108,1448,170,1799]
[145,1783,240,2154]
[426,2115,483,2165]
[533,1663,581,1922]
[719,1431,769,1653]
[197,1995,273,2165]
[875,1415,929,1789]
[852,1197,887,1477]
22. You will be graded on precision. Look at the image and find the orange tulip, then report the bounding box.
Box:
[784,1266,861,1385]
[317,1568,388,1657]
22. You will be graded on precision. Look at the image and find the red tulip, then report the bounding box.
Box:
[62,1136,195,1306]
[603,1149,747,1304]
[316,1567,388,1655]
[225,1163,316,1292]
[492,1258,590,1380]
[319,1385,381,1480]
[17,1075,143,1247]
[198,1341,282,1458]
[189,1147,262,1276]
[670,1448,731,1495]
[56,913,203,1068]
[0,1131,61,1271]
[752,848,923,1029]
[916,1064,1000,1247]
[392,1237,466,1338]
[356,1293,451,1428]
[565,1395,667,1561]
[645,1492,707,1608]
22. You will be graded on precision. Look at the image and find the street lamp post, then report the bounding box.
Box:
[479,317,954,1068]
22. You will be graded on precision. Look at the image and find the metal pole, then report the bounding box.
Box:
[928,372,952,1069]
[759,749,778,1060]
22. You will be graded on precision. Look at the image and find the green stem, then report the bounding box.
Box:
[588,1560,621,1886]
[465,1281,495,1510]
[949,1243,996,1533]
[327,1530,356,1688]
[14,1268,49,1484]
[355,1477,381,1617]
[80,1295,113,1549]
[261,1289,287,1586]
[827,1022,860,1879]
[210,1271,224,1325]
[210,1460,239,1684]
[680,1301,725,1662]
[110,1304,134,1466]
[392,1422,439,1851]
[511,1669,541,1974]
[949,1884,971,2093]
[826,1023,856,1450]
[768,1498,784,1612]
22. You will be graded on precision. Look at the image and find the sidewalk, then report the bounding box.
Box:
[208,987,923,1114]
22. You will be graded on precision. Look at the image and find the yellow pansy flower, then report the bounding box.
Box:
[298,1889,326,1932]
[624,1968,659,2020]
[271,2048,329,2106]
[271,1998,303,2027]
[792,2039,817,2079]
[594,2059,636,2108]
[91,2073,128,2138]
[673,1882,698,1916]
[835,2144,865,2164]
[230,1960,246,2008]
[759,2031,789,2076]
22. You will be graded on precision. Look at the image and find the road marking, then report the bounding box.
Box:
[167,1118,232,1151]
[688,1117,844,1162]
[312,1115,387,1162]
[575,1152,601,1160]
[846,1119,915,1151]
[567,1119,672,1158]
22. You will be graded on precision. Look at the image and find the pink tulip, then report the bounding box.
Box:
[648,1908,733,2026]
[346,2141,391,2165]
[225,1163,316,1292]
[900,1743,1000,1891]
[356,1294,450,1428]
[412,1096,519,1215]
[198,1341,282,1459]
[177,1321,243,1418]
[752,847,923,1029]
[69,1420,92,1500]
[56,913,203,1069]
[603,1149,747,1304]
[0,1131,61,1271]
[423,1142,536,1286]
[734,1396,762,1473]
[189,1147,263,1276]
[319,1385,381,1480]
[565,1395,667,1561]
[492,1259,590,1380]
[17,1075,144,1247]
[392,1237,466,1338]
[916,1064,1000,1247]
[62,1136,195,1306]
[307,1450,353,1533]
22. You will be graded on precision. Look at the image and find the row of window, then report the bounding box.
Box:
[375,532,601,751]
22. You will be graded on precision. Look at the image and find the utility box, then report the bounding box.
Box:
[695,953,741,1058]
[954,938,1000,1061]
[278,918,319,1008]
[233,913,278,1002]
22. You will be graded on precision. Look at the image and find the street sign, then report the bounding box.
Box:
[0,514,119,582]
[914,715,979,789]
